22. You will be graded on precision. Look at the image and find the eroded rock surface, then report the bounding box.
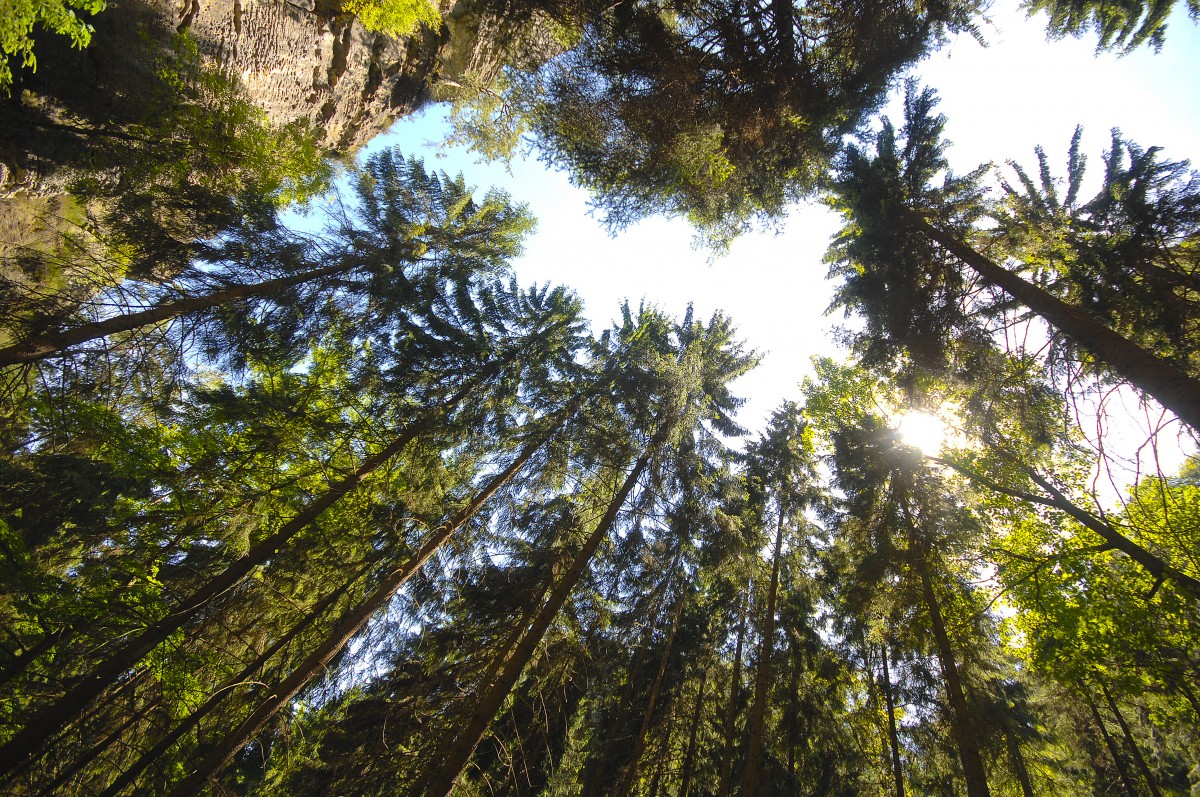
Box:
[0,0,551,190]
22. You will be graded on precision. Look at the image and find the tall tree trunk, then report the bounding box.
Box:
[0,374,486,780]
[419,435,663,797]
[743,512,786,797]
[997,707,1035,797]
[1099,680,1162,797]
[0,631,60,690]
[677,666,709,797]
[166,433,548,796]
[99,554,378,797]
[615,587,687,797]
[1175,679,1200,721]
[646,740,667,797]
[1086,694,1140,797]
[880,642,905,797]
[0,261,354,366]
[916,217,1200,431]
[915,554,991,797]
[716,588,749,797]
[786,652,798,785]
[38,693,163,795]
[937,456,1200,600]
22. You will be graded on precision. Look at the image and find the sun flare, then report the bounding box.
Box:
[896,411,947,456]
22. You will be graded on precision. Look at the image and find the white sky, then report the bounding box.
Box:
[366,2,1200,440]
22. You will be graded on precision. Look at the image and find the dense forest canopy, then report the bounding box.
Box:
[0,1,1198,796]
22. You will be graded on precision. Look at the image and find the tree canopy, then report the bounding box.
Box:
[1,3,1199,796]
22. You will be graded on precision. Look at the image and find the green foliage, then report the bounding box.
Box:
[1024,0,1199,51]
[342,0,440,37]
[0,0,104,92]
[993,127,1200,378]
[449,0,982,251]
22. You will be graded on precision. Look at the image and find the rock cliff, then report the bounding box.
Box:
[0,0,553,192]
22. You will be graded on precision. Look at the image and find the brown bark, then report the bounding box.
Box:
[880,642,905,797]
[916,217,1200,432]
[997,707,1035,797]
[915,554,991,797]
[0,375,483,780]
[716,588,750,797]
[677,666,709,797]
[1099,680,1162,797]
[166,433,547,796]
[98,555,377,797]
[1086,695,1140,797]
[0,631,60,690]
[615,587,687,797]
[742,512,785,797]
[420,436,662,797]
[934,456,1200,601]
[38,693,162,795]
[0,262,353,366]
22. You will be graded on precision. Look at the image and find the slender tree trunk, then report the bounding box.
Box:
[0,375,485,780]
[1099,680,1162,797]
[1175,679,1200,721]
[716,588,749,797]
[915,554,991,797]
[615,588,687,797]
[997,708,1035,797]
[0,261,354,366]
[936,456,1200,601]
[99,555,377,797]
[646,742,667,797]
[0,631,60,690]
[787,654,798,785]
[166,433,548,796]
[743,512,786,797]
[1086,694,1140,797]
[677,666,709,797]
[420,436,662,797]
[38,693,163,795]
[880,642,905,797]
[916,217,1200,431]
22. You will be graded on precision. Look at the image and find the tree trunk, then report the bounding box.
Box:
[420,436,662,797]
[0,374,485,780]
[916,217,1200,431]
[743,512,785,797]
[937,456,1200,601]
[98,554,378,797]
[997,707,1035,797]
[0,261,354,366]
[915,554,991,797]
[1086,694,1140,797]
[1099,680,1162,797]
[166,433,548,796]
[38,693,162,795]
[716,588,749,797]
[615,587,687,797]
[880,642,905,797]
[0,631,60,690]
[1175,679,1200,721]
[677,666,709,797]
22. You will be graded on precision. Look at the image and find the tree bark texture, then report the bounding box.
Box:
[915,554,991,797]
[917,217,1200,432]
[166,432,548,796]
[0,262,353,366]
[420,433,663,797]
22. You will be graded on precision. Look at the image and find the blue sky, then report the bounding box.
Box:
[364,2,1200,439]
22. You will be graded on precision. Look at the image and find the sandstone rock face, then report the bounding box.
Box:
[0,0,551,190]
[178,0,435,152]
